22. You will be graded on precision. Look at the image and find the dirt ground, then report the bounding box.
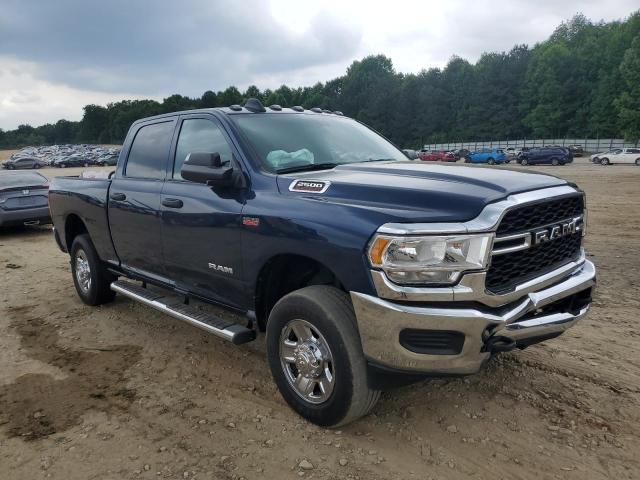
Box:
[1,155,639,480]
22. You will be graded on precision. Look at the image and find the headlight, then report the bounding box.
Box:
[368,233,493,285]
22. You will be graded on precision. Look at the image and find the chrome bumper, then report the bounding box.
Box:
[351,260,596,375]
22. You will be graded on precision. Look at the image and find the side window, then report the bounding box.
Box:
[173,118,234,180]
[125,121,174,179]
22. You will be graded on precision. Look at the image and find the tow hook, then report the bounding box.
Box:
[484,335,518,353]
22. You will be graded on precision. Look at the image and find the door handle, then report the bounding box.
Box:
[162,198,184,209]
[110,192,126,201]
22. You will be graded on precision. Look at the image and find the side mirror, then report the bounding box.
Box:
[181,152,234,187]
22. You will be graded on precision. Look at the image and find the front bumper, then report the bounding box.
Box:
[0,206,51,227]
[351,260,596,375]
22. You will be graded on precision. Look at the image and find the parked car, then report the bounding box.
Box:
[504,147,521,158]
[49,99,595,427]
[96,155,119,166]
[518,147,573,166]
[401,149,418,160]
[0,171,51,227]
[595,148,640,165]
[52,155,89,168]
[466,148,507,164]
[452,148,471,160]
[418,150,456,162]
[567,145,584,157]
[2,156,47,170]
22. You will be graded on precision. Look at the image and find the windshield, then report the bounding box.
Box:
[0,172,47,188]
[231,113,406,173]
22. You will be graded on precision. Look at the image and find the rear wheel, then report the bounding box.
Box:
[520,158,528,166]
[487,158,495,165]
[635,158,640,166]
[34,163,41,169]
[266,285,380,427]
[551,158,559,166]
[600,157,610,166]
[70,234,116,306]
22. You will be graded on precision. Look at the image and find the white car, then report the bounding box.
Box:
[595,148,640,165]
[504,147,521,157]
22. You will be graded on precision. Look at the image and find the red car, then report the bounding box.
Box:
[418,150,456,162]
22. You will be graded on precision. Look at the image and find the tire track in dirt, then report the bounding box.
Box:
[0,306,140,440]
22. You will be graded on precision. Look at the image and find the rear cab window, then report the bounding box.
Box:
[124,121,175,179]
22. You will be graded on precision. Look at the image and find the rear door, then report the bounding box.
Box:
[626,149,640,164]
[109,119,176,282]
[160,114,246,308]
[619,149,635,164]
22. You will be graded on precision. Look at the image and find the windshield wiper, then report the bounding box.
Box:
[362,158,396,162]
[277,162,339,174]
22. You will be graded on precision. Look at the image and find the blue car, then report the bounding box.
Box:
[466,148,507,165]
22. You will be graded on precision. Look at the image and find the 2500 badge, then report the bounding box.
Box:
[288,179,330,193]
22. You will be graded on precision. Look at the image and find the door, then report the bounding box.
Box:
[608,149,623,163]
[109,119,176,281]
[619,149,636,164]
[627,149,640,164]
[160,115,246,308]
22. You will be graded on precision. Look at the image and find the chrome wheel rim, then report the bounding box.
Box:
[75,249,92,293]
[279,319,335,404]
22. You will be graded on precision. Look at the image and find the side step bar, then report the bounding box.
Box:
[111,280,256,345]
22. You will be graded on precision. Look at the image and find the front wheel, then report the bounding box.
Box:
[635,158,640,166]
[70,234,116,306]
[487,158,495,165]
[520,158,528,166]
[266,286,380,427]
[551,158,559,166]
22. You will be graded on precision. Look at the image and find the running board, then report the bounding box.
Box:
[110,280,256,345]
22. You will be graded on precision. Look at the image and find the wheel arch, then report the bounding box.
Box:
[64,213,89,252]
[254,254,346,331]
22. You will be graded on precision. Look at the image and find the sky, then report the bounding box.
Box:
[0,0,637,130]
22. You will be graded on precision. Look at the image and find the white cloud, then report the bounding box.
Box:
[0,0,637,129]
[0,56,153,129]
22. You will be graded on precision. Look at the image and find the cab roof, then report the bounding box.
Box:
[133,98,345,125]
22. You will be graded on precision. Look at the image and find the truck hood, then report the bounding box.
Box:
[277,161,568,223]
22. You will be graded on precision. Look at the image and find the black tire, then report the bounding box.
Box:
[266,285,380,427]
[600,157,610,166]
[635,158,640,166]
[487,157,495,165]
[70,234,116,306]
[520,158,528,166]
[61,163,67,168]
[33,163,41,169]
[551,158,559,166]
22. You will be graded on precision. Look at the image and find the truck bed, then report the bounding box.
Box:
[48,176,117,262]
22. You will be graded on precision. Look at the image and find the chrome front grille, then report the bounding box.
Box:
[487,194,585,294]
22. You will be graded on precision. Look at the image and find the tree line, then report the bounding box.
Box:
[1,12,638,150]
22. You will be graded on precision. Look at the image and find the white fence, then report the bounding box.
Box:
[423,138,639,152]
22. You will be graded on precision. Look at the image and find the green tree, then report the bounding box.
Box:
[616,36,640,141]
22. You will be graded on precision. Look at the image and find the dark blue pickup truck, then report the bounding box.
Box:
[49,99,596,426]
